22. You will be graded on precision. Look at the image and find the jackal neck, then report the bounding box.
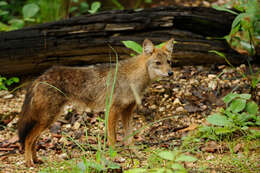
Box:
[119,54,151,94]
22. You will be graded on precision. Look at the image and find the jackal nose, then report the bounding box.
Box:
[168,71,173,76]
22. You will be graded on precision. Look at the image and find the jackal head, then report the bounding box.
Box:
[143,38,174,81]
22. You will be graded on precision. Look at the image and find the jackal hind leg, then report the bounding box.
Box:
[121,103,136,146]
[24,124,46,167]
[32,137,43,164]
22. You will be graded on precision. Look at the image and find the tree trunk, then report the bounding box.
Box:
[0,6,248,76]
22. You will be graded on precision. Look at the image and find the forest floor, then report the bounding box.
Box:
[0,0,260,172]
[0,64,259,173]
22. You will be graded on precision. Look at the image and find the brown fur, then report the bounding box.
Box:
[18,38,174,167]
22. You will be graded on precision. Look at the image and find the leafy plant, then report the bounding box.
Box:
[201,92,260,140]
[125,150,197,173]
[0,0,44,31]
[122,40,176,56]
[88,1,101,14]
[122,40,143,55]
[70,1,101,16]
[211,0,260,92]
[22,3,39,21]
[0,76,19,90]
[0,1,25,31]
[213,0,260,56]
[77,154,120,173]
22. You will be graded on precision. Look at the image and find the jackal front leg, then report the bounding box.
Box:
[107,107,120,147]
[121,103,136,146]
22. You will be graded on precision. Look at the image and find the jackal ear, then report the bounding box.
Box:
[162,38,174,54]
[143,39,154,55]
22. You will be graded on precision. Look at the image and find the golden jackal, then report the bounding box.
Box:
[18,38,174,166]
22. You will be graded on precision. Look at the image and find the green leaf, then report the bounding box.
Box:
[88,1,101,14]
[252,76,260,89]
[122,41,142,54]
[212,4,239,15]
[209,50,226,58]
[241,126,249,130]
[69,6,78,13]
[171,163,186,170]
[9,19,24,30]
[157,151,177,161]
[80,2,89,13]
[229,98,246,113]
[239,94,251,100]
[215,127,236,135]
[225,109,234,118]
[237,112,250,124]
[0,10,9,16]
[9,77,20,83]
[249,129,260,139]
[222,93,239,104]
[0,1,8,6]
[246,101,258,115]
[5,80,13,86]
[0,21,9,31]
[175,154,197,162]
[256,116,260,126]
[0,86,7,90]
[24,18,35,22]
[109,146,117,158]
[0,76,6,81]
[230,23,240,36]
[232,13,246,29]
[206,113,232,126]
[156,42,165,48]
[22,3,39,19]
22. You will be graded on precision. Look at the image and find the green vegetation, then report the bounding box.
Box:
[70,1,101,16]
[0,75,19,90]
[126,150,197,173]
[0,0,153,31]
[213,0,260,56]
[0,0,102,31]
[210,0,260,91]
[200,93,260,140]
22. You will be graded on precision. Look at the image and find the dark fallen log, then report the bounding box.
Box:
[0,6,248,76]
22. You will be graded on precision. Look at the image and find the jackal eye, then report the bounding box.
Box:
[155,61,161,65]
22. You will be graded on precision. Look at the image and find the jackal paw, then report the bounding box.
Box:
[33,158,43,164]
[25,160,35,167]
